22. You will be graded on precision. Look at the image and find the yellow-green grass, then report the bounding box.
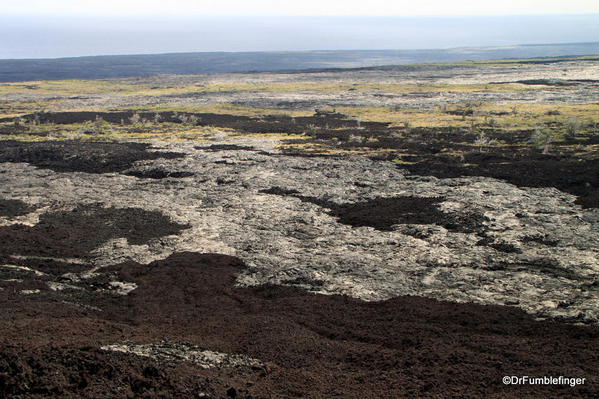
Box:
[104,125,225,141]
[0,119,231,142]
[3,101,597,133]
[0,134,67,142]
[0,79,549,97]
[122,103,314,118]
[337,104,599,130]
[276,141,398,157]
[149,82,545,94]
[0,102,313,120]
[0,100,63,118]
[0,79,144,96]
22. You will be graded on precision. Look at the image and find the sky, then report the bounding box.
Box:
[5,0,599,16]
[1,1,599,58]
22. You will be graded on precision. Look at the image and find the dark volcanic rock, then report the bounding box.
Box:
[199,144,256,152]
[260,189,487,232]
[0,140,184,174]
[1,252,597,398]
[0,198,32,217]
[124,168,194,179]
[0,204,189,258]
[0,346,222,399]
[402,154,599,209]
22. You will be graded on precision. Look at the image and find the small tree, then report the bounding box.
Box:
[532,127,557,154]
[93,116,105,135]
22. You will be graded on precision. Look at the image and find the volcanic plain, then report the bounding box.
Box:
[1,57,598,398]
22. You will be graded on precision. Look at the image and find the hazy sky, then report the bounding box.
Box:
[5,0,599,16]
[2,1,599,59]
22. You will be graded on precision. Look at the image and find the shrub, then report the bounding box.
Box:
[474,131,496,151]
[129,113,141,125]
[531,126,558,154]
[564,118,581,139]
[348,134,365,143]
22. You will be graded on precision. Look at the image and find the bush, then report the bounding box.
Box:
[129,113,141,125]
[531,127,558,154]
[564,118,581,139]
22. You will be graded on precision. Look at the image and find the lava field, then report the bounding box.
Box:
[1,59,598,398]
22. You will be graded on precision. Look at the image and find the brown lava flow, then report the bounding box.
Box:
[1,112,598,398]
[1,249,598,398]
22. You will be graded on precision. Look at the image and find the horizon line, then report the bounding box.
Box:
[3,12,599,18]
[2,41,599,61]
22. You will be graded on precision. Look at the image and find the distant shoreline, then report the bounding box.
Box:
[0,43,598,82]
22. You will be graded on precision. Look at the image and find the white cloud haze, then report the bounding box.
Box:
[2,2,598,58]
[5,0,599,16]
